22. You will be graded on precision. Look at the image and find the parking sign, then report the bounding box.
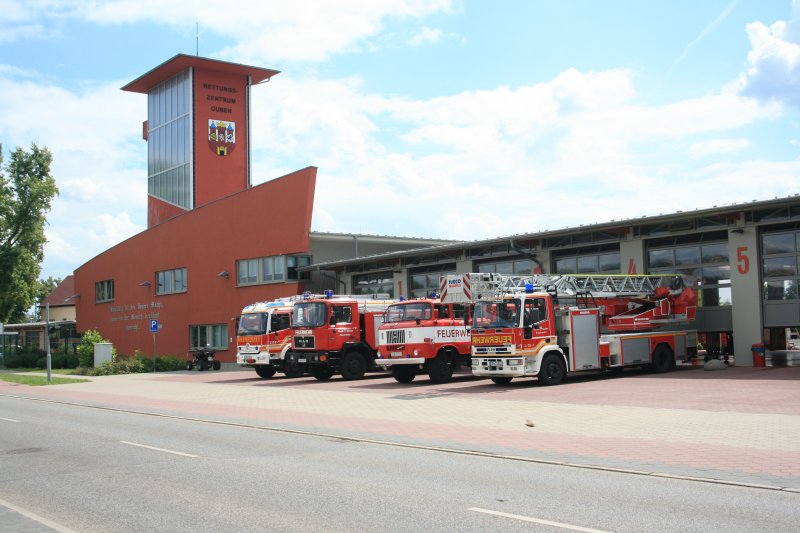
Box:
[150,319,159,333]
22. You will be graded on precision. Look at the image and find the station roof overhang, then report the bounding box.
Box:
[122,54,280,93]
[301,194,800,272]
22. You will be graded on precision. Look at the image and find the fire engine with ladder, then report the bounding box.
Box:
[440,272,698,385]
[236,298,304,379]
[289,291,398,381]
[375,297,471,383]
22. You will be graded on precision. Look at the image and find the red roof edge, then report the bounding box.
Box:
[121,54,280,93]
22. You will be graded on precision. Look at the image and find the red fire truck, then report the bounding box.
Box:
[375,297,471,383]
[290,291,398,381]
[440,273,698,385]
[236,299,304,378]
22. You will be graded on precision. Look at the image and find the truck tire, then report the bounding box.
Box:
[428,353,454,383]
[283,354,305,378]
[538,354,566,386]
[311,366,334,381]
[340,351,367,380]
[651,345,673,373]
[255,365,276,379]
[392,365,416,383]
[491,377,513,385]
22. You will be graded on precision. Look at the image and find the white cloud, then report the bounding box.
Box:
[2,0,459,62]
[689,138,751,159]
[669,0,738,74]
[248,65,789,241]
[740,1,800,106]
[409,27,444,46]
[0,69,147,278]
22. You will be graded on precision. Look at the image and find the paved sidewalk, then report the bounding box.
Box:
[2,365,800,491]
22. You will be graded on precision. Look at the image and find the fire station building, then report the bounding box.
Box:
[74,54,800,367]
[72,55,452,361]
[304,195,800,366]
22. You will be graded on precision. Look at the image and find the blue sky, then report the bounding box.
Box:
[1,0,799,280]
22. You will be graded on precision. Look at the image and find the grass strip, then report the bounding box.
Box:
[0,374,90,386]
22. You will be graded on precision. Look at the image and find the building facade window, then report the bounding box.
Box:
[287,255,311,281]
[95,279,115,302]
[476,258,537,275]
[553,252,620,274]
[236,255,310,286]
[189,324,228,350]
[148,69,193,209]
[762,231,800,300]
[24,331,40,349]
[156,267,187,295]
[353,271,394,297]
[409,263,456,298]
[648,241,731,307]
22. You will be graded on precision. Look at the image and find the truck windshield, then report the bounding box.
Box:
[238,313,268,335]
[386,302,432,323]
[473,299,521,328]
[292,302,328,328]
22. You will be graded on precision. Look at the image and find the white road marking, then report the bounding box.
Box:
[0,497,78,533]
[0,416,20,422]
[120,440,199,458]
[468,507,612,533]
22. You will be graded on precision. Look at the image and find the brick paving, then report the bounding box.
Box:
[2,365,800,491]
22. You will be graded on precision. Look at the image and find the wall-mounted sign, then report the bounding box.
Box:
[208,119,236,156]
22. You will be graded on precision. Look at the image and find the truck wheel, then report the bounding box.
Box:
[311,366,334,381]
[283,363,304,379]
[428,354,454,383]
[392,366,416,383]
[282,353,305,378]
[651,346,673,373]
[340,352,366,380]
[538,354,566,386]
[255,365,276,379]
[491,377,513,385]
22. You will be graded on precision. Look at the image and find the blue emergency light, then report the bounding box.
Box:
[525,283,535,293]
[324,289,334,298]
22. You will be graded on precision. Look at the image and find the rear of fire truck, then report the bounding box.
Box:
[375,298,471,383]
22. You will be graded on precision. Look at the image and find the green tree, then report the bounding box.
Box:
[0,144,58,323]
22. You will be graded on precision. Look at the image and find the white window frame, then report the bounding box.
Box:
[189,324,228,350]
[95,279,115,303]
[156,267,187,295]
[236,254,310,286]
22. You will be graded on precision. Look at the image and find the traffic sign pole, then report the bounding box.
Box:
[150,320,159,372]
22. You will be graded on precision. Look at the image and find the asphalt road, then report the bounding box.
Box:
[1,395,798,533]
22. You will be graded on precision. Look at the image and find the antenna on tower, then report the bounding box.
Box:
[196,22,199,56]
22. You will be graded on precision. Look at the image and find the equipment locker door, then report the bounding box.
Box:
[570,309,602,370]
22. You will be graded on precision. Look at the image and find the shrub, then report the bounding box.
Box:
[79,354,185,376]
[3,350,45,369]
[76,329,112,368]
[51,352,79,369]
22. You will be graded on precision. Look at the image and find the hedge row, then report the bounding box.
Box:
[2,350,186,374]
